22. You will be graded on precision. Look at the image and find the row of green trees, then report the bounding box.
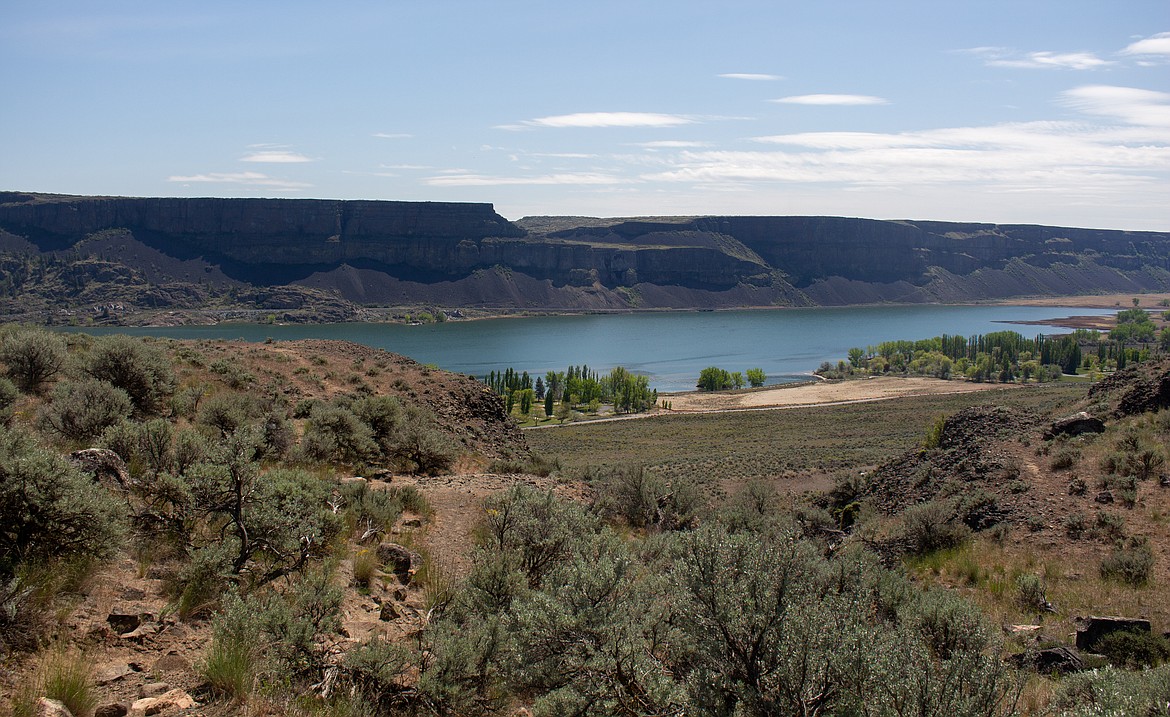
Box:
[697,366,766,391]
[485,364,657,416]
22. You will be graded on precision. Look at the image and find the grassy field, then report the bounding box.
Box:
[528,383,1088,493]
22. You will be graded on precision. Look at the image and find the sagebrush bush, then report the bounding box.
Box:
[82,334,175,416]
[1100,540,1154,586]
[902,500,970,555]
[0,327,66,394]
[37,378,133,442]
[0,376,18,425]
[1095,630,1170,669]
[0,426,124,576]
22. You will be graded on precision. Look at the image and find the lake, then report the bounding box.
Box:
[64,305,1113,393]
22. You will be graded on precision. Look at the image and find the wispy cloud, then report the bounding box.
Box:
[166,171,312,190]
[1121,32,1170,59]
[637,140,710,148]
[425,172,629,187]
[1061,85,1170,126]
[719,73,783,81]
[771,94,888,106]
[962,46,1112,70]
[372,132,413,139]
[502,112,697,130]
[239,149,313,163]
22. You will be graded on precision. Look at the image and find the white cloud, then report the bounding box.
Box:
[989,51,1111,70]
[771,94,888,106]
[372,132,413,139]
[1061,85,1170,126]
[637,140,710,148]
[1121,32,1170,56]
[166,171,312,190]
[425,172,630,187]
[512,112,696,129]
[719,73,783,81]
[380,163,431,170]
[239,150,313,163]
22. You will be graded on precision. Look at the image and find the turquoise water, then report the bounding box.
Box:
[63,305,1113,392]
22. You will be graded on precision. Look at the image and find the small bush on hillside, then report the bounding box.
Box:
[197,392,262,435]
[300,404,378,465]
[0,328,66,394]
[38,648,97,717]
[82,334,175,416]
[902,500,970,555]
[1050,446,1081,471]
[1096,630,1170,669]
[37,378,132,442]
[1051,663,1170,716]
[393,404,454,475]
[1014,574,1048,614]
[1100,539,1154,586]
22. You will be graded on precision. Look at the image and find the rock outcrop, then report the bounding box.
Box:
[2,192,1169,316]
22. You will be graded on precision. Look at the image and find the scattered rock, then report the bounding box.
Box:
[379,602,401,621]
[392,588,408,602]
[95,704,129,717]
[1075,616,1152,652]
[69,448,133,490]
[120,622,160,643]
[106,613,141,635]
[376,543,422,584]
[36,698,73,717]
[151,652,191,673]
[1010,646,1085,674]
[1094,490,1114,504]
[1044,412,1105,440]
[120,587,146,601]
[129,689,196,717]
[94,661,138,685]
[138,682,170,698]
[402,518,423,529]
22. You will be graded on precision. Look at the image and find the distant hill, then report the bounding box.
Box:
[1,192,1168,323]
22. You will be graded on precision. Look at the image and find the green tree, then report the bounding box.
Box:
[746,368,766,388]
[697,366,733,391]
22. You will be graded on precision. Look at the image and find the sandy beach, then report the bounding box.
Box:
[661,376,1019,413]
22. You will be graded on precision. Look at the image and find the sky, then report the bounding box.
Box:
[1,1,1168,230]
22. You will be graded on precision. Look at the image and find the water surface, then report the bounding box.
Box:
[64,305,1112,392]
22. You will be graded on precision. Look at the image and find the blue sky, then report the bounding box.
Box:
[1,1,1167,230]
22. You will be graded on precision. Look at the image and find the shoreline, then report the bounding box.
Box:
[32,292,1144,329]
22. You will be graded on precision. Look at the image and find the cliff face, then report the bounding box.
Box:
[1,192,1169,318]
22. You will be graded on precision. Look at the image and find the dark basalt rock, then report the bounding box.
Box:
[1075,616,1152,652]
[1044,412,1105,439]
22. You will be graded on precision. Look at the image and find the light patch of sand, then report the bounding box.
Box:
[662,376,1015,413]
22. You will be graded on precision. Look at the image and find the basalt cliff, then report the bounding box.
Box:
[1,192,1168,323]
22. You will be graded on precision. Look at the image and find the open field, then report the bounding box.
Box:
[528,382,1088,497]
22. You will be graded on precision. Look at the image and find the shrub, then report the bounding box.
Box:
[1095,630,1170,669]
[0,426,124,576]
[0,328,67,394]
[300,404,378,464]
[0,377,18,425]
[902,500,970,555]
[1068,477,1087,496]
[1050,446,1081,471]
[352,548,378,587]
[1100,540,1154,586]
[1014,574,1048,614]
[393,405,454,475]
[37,379,132,442]
[1064,511,1087,538]
[197,392,262,435]
[82,334,175,416]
